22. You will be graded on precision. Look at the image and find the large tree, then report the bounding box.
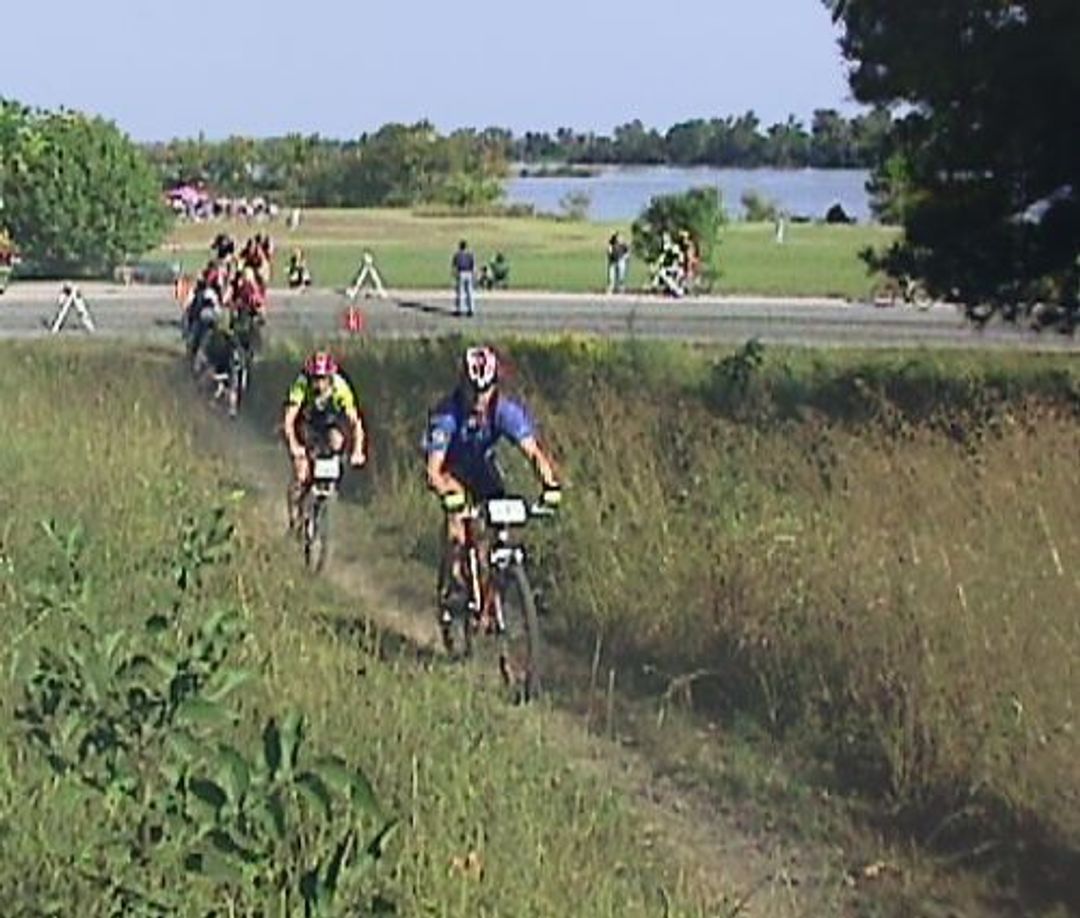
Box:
[830,0,1080,327]
[1,103,169,274]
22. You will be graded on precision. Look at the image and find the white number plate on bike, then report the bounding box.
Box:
[486,497,528,526]
[312,456,341,481]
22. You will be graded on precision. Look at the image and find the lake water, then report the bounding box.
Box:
[504,166,872,223]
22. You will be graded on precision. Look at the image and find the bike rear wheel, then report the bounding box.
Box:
[495,564,543,702]
[227,346,249,418]
[303,494,331,572]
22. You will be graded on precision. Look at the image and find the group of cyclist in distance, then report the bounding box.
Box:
[282,344,563,619]
[183,231,273,371]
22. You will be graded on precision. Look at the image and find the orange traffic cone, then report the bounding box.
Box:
[342,304,365,334]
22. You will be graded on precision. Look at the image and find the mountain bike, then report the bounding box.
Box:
[222,310,259,418]
[224,337,251,419]
[188,307,259,418]
[437,495,554,702]
[301,445,343,573]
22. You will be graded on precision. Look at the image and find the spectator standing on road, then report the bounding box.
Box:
[606,232,630,293]
[452,239,476,317]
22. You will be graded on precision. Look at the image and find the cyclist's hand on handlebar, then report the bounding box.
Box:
[540,484,562,510]
[441,491,467,514]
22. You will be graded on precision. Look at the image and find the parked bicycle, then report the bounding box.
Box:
[438,494,554,701]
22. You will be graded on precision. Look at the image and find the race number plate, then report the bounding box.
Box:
[486,497,528,526]
[313,456,341,481]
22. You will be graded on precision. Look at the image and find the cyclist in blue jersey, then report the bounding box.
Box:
[425,346,561,611]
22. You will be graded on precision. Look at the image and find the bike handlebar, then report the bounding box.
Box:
[458,495,557,524]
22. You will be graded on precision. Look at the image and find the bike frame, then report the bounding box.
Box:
[459,510,502,631]
[446,498,545,631]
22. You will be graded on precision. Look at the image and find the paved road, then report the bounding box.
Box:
[2,282,1077,351]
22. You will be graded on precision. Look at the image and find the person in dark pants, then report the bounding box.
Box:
[451,240,476,316]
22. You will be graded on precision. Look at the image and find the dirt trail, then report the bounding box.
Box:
[187,390,911,918]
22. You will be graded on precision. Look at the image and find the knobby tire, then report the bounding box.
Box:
[497,564,543,702]
[304,494,331,572]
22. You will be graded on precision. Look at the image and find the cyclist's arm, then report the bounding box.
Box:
[283,402,304,456]
[498,398,560,490]
[425,449,465,498]
[345,405,366,465]
[517,436,560,490]
[332,379,366,464]
[425,415,466,501]
[283,376,308,456]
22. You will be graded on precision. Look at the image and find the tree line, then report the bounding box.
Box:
[146,122,507,209]
[141,109,891,209]
[508,109,892,168]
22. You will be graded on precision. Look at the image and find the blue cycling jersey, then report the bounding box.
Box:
[425,390,535,480]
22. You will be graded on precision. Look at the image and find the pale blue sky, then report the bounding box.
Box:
[0,0,856,141]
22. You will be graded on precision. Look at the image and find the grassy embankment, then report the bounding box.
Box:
[4,337,1078,915]
[241,335,1080,915]
[162,208,897,299]
[0,343,730,916]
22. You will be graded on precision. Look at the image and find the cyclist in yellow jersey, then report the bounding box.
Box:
[282,350,366,530]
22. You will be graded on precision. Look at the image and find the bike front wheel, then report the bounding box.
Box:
[303,494,332,572]
[495,564,543,702]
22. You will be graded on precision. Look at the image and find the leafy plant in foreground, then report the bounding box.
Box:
[14,509,397,915]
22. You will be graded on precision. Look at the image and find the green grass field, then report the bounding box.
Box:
[161,208,897,299]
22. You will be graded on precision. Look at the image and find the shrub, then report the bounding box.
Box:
[0,103,170,275]
[631,186,726,281]
[558,190,592,221]
[740,189,779,222]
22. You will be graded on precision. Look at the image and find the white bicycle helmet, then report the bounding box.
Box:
[462,345,498,392]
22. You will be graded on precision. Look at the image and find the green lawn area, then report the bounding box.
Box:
[161,209,897,299]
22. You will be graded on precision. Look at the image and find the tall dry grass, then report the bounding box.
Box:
[252,336,1080,899]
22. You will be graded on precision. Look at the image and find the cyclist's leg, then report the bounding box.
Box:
[463,459,507,628]
[324,411,348,456]
[441,505,470,610]
[286,418,312,531]
[438,461,480,615]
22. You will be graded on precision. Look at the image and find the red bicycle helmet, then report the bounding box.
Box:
[305,350,338,377]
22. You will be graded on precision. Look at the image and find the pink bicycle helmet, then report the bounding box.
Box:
[305,350,338,377]
[462,345,498,392]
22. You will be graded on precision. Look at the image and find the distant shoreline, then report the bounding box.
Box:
[516,164,601,179]
[512,163,871,175]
